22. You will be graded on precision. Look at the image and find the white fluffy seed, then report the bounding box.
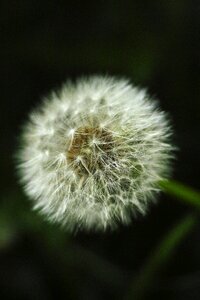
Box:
[16,76,174,231]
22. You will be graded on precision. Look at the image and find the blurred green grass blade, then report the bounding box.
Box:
[160,179,200,209]
[125,214,197,300]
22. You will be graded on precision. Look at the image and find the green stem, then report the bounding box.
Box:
[125,214,198,300]
[160,179,200,209]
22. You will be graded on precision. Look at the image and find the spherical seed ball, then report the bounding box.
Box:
[17,76,174,231]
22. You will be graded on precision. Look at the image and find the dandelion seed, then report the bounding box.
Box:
[16,76,174,231]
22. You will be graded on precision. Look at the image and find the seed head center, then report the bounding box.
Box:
[67,126,114,175]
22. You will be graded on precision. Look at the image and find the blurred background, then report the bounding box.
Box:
[0,0,200,299]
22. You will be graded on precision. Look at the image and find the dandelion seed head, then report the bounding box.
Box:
[17,76,174,231]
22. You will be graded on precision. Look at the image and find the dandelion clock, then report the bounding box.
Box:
[17,76,174,231]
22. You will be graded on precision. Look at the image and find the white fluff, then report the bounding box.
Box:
[17,76,174,231]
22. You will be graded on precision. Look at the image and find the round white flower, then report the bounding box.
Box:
[17,76,174,231]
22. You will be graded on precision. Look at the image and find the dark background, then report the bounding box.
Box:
[0,0,200,299]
